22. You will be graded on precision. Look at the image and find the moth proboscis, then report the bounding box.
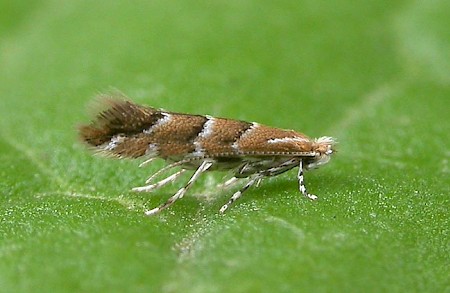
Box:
[78,94,337,215]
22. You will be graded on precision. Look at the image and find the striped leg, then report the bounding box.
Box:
[132,169,187,192]
[143,158,196,184]
[138,157,157,167]
[145,161,213,216]
[298,160,318,200]
[219,175,263,213]
[264,158,298,176]
[217,176,239,189]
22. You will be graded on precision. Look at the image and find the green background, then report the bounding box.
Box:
[1,0,449,292]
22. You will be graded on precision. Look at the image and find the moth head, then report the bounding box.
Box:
[305,136,337,170]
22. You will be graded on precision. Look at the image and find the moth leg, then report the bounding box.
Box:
[132,169,187,192]
[217,176,239,189]
[145,161,213,216]
[144,158,198,184]
[298,160,318,200]
[138,157,157,167]
[262,158,298,177]
[255,177,263,187]
[219,175,263,214]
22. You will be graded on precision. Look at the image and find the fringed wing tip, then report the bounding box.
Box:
[77,92,151,150]
[78,92,130,144]
[77,124,106,146]
[85,94,129,120]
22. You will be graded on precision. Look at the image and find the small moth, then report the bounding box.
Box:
[78,94,336,215]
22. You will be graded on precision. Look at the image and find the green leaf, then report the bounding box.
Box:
[1,0,448,292]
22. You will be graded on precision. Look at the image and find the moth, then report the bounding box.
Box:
[78,94,336,215]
